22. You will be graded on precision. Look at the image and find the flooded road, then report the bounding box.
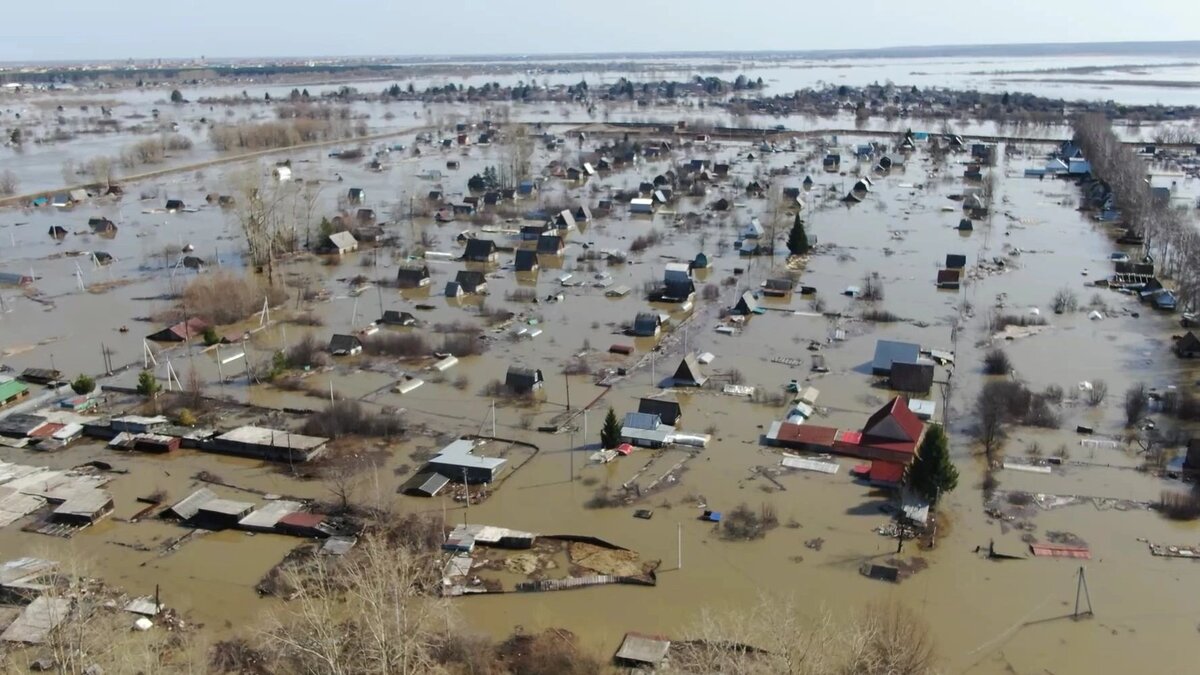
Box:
[2,77,1200,673]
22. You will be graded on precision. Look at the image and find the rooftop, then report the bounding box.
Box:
[430,439,507,470]
[215,426,329,451]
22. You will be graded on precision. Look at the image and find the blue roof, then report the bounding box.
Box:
[872,340,921,375]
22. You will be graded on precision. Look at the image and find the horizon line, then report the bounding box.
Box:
[4,39,1200,68]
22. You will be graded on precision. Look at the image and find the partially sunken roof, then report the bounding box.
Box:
[430,439,507,471]
[215,426,329,452]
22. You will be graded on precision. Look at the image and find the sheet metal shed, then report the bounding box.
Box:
[614,632,671,667]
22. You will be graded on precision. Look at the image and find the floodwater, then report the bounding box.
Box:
[1,75,1200,674]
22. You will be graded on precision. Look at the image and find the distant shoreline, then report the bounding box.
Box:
[3,40,1200,69]
[997,77,1200,89]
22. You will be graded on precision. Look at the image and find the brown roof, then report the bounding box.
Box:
[775,423,839,447]
[277,512,327,529]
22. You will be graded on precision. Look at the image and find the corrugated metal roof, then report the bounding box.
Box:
[238,500,303,530]
[0,378,29,402]
[622,412,660,431]
[780,455,840,474]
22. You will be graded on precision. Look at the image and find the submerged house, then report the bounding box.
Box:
[662,263,695,301]
[325,231,359,255]
[463,238,499,263]
[426,439,506,484]
[395,262,432,288]
[554,209,577,231]
[732,291,759,315]
[890,361,935,394]
[632,312,663,337]
[380,310,417,327]
[505,366,544,394]
[620,412,675,449]
[454,270,488,294]
[672,353,708,387]
[638,397,682,426]
[537,234,565,255]
[208,426,329,462]
[1176,332,1200,359]
[0,377,30,409]
[328,334,363,356]
[514,249,540,273]
[872,340,921,377]
[762,278,793,297]
[147,318,208,342]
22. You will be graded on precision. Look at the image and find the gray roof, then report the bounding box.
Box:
[734,291,758,314]
[199,498,255,517]
[673,353,707,386]
[621,424,675,445]
[214,426,329,452]
[622,412,661,430]
[872,340,921,376]
[615,632,671,666]
[1,596,71,644]
[328,231,358,250]
[428,439,507,471]
[237,499,303,530]
[167,488,218,520]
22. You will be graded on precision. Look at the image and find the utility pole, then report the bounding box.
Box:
[462,468,470,521]
[677,522,683,570]
[565,373,571,411]
[569,428,575,481]
[1074,566,1094,619]
[491,399,496,437]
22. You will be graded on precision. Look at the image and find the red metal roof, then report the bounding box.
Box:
[861,396,924,442]
[28,422,64,438]
[869,461,907,484]
[775,423,839,447]
[1030,543,1091,559]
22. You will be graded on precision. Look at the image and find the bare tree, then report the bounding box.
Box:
[1125,383,1148,428]
[674,595,935,675]
[260,534,454,675]
[976,381,1010,461]
[0,169,17,196]
[1087,379,1108,406]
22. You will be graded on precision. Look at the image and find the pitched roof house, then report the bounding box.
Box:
[1176,331,1200,358]
[463,238,498,263]
[514,249,540,272]
[673,353,708,387]
[326,231,359,255]
[505,366,544,394]
[454,270,488,294]
[395,262,431,288]
[638,398,682,426]
[733,291,759,315]
[632,312,662,337]
[328,334,363,356]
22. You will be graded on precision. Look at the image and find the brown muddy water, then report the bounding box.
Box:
[2,92,1200,674]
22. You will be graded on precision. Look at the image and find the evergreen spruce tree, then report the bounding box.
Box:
[600,407,621,449]
[905,423,958,505]
[786,214,810,256]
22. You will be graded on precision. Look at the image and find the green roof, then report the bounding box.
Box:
[0,378,29,403]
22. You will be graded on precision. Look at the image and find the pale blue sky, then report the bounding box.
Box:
[3,0,1196,62]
